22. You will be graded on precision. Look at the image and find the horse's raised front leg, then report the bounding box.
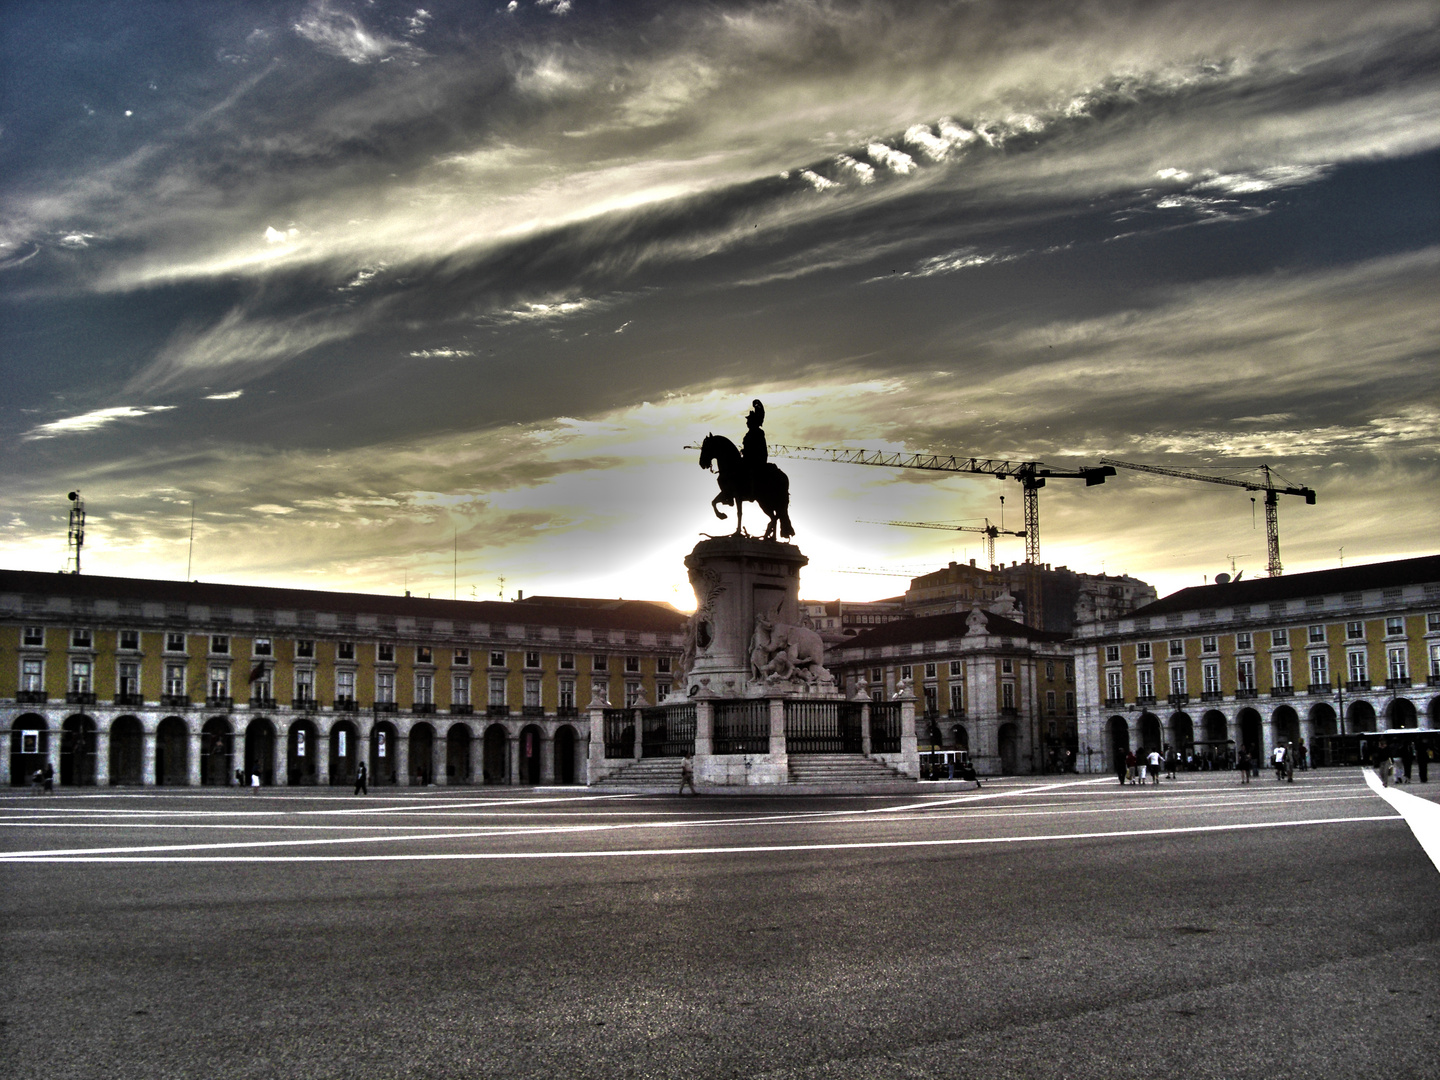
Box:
[711,492,729,521]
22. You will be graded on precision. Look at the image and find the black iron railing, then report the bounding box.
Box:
[66,691,97,705]
[784,701,863,754]
[641,704,696,758]
[16,690,48,704]
[603,708,635,759]
[116,693,145,707]
[450,703,474,715]
[713,700,769,755]
[869,701,902,754]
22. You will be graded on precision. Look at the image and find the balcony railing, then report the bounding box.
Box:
[449,703,474,715]
[1200,691,1224,702]
[1235,688,1258,699]
[161,694,191,708]
[115,693,144,707]
[293,696,318,711]
[487,704,511,717]
[206,695,233,709]
[1306,683,1332,695]
[1430,673,1440,687]
[1346,679,1371,692]
[66,690,97,705]
[1134,695,1156,707]
[556,706,578,718]
[522,705,545,718]
[1104,697,1125,709]
[1270,685,1294,698]
[1385,677,1411,689]
[947,707,967,719]
[411,701,436,714]
[249,696,276,710]
[332,697,358,712]
[16,690,49,704]
[1167,693,1189,706]
[372,701,398,714]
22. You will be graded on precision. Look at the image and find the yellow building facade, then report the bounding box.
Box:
[2,571,685,788]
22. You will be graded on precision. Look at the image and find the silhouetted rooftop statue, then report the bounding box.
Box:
[698,398,795,541]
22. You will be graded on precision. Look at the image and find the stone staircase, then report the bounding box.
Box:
[786,754,913,786]
[591,758,685,788]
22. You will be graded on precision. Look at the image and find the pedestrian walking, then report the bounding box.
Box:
[1164,746,1177,779]
[1237,746,1251,783]
[1147,748,1162,785]
[1400,741,1415,784]
[42,762,54,793]
[1418,744,1430,783]
[1115,748,1128,785]
[354,761,368,795]
[1125,749,1138,785]
[678,755,697,796]
[1272,743,1287,781]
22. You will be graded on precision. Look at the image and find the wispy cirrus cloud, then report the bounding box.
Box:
[25,405,176,441]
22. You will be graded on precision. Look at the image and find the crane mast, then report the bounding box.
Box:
[1099,458,1316,577]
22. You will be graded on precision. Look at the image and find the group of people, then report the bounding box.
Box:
[1115,746,1174,785]
[1372,737,1431,787]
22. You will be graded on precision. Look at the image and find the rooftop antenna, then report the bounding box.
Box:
[186,500,196,580]
[66,491,85,574]
[497,575,506,600]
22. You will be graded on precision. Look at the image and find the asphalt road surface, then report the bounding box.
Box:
[3,769,1437,1080]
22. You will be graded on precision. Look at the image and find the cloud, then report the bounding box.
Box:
[204,390,245,400]
[293,2,416,65]
[24,406,176,441]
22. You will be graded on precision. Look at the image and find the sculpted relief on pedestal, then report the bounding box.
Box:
[750,606,837,692]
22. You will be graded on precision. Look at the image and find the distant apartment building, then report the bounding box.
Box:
[906,560,1156,635]
[2,570,685,788]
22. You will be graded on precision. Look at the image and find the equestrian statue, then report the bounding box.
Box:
[698,399,795,541]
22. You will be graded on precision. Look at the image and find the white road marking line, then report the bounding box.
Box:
[0,814,1401,863]
[1363,768,1440,873]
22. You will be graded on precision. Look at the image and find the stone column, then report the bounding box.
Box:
[435,729,448,786]
[188,732,203,787]
[897,690,920,778]
[768,698,787,758]
[358,732,371,786]
[396,731,410,786]
[315,722,330,786]
[587,705,607,783]
[94,729,110,786]
[542,732,556,785]
[1262,717,1276,764]
[142,724,157,786]
[693,701,713,757]
[0,727,9,786]
[47,726,62,787]
[508,730,520,785]
[858,698,873,757]
[272,724,287,786]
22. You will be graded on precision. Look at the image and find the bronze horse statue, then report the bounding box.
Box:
[699,433,795,541]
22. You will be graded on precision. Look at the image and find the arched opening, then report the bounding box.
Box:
[370,721,399,785]
[951,724,969,751]
[244,718,276,786]
[554,725,577,785]
[446,723,473,785]
[1169,712,1194,752]
[287,719,319,785]
[1429,697,1440,729]
[1106,716,1129,774]
[1272,705,1300,747]
[202,718,232,786]
[61,715,97,786]
[1386,698,1418,729]
[1138,712,1162,752]
[9,714,48,786]
[409,723,435,786]
[997,722,1019,775]
[1237,708,1263,761]
[519,724,544,785]
[1308,703,1337,738]
[329,721,359,787]
[156,716,190,785]
[1347,700,1376,733]
[483,724,509,784]
[1203,710,1228,744]
[109,716,143,785]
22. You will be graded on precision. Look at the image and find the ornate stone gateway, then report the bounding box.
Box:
[588,399,918,788]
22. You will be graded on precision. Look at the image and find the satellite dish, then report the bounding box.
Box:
[1215,573,1230,585]
[68,491,78,501]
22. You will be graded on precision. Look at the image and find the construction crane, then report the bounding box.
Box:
[1099,458,1316,577]
[770,446,1114,566]
[862,518,1025,569]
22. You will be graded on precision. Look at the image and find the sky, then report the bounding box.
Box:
[2,0,1437,611]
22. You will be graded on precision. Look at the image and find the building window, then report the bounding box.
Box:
[1044,661,1055,680]
[524,678,541,708]
[925,662,937,679]
[1237,660,1254,691]
[211,635,229,654]
[165,663,186,696]
[338,641,355,660]
[1046,690,1057,714]
[625,656,640,673]
[657,682,671,700]
[336,670,356,701]
[415,673,433,705]
[296,640,314,659]
[71,628,93,649]
[1201,636,1217,654]
[1430,643,1440,678]
[1065,661,1074,681]
[253,637,273,657]
[1203,663,1220,694]
[526,651,542,669]
[119,629,140,650]
[1235,632,1252,651]
[950,660,963,676]
[1272,656,1291,689]
[1137,669,1154,698]
[1169,667,1187,696]
[1271,629,1288,648]
[657,657,672,674]
[1136,642,1151,660]
[1168,639,1184,657]
[22,626,44,647]
[70,660,92,694]
[592,655,608,672]
[1065,691,1075,714]
[1310,653,1329,687]
[559,679,575,710]
[454,648,470,666]
[489,676,507,707]
[924,685,938,714]
[870,668,883,684]
[490,651,506,668]
[1385,617,1404,637]
[949,684,964,713]
[165,632,186,652]
[901,664,913,681]
[21,658,44,692]
[295,668,315,701]
[1308,625,1325,644]
[1106,670,1123,701]
[559,653,575,670]
[1387,648,1408,682]
[209,666,229,699]
[1002,682,1016,709]
[376,672,395,704]
[119,662,140,698]
[1000,659,1012,675]
[625,681,643,707]
[1105,645,1120,663]
[1347,651,1367,683]
[415,645,432,664]
[1428,613,1440,633]
[1346,621,1364,640]
[453,675,470,706]
[251,667,272,700]
[376,643,394,663]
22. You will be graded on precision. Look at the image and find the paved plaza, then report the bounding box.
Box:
[3,770,1437,1079]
